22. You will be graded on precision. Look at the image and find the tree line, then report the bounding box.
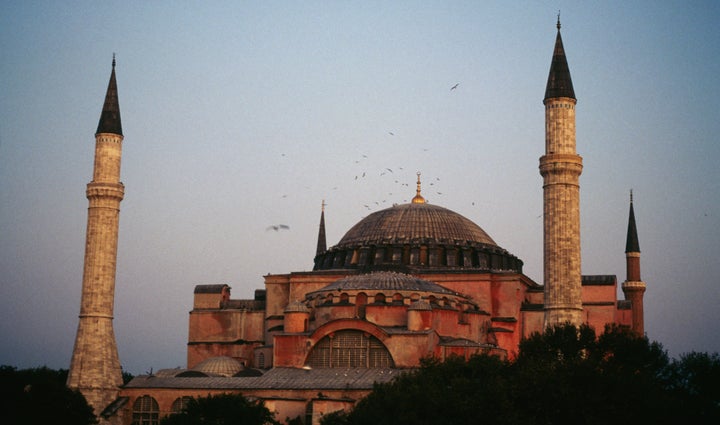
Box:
[2,324,718,424]
[321,324,720,425]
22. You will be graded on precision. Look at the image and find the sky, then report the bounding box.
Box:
[1,1,719,375]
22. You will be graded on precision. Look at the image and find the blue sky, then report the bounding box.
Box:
[1,1,719,375]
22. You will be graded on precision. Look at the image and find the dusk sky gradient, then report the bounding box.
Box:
[1,1,719,375]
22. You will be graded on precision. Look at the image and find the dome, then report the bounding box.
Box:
[338,203,497,247]
[408,300,433,311]
[192,356,243,377]
[284,300,310,313]
[314,202,522,273]
[309,271,458,296]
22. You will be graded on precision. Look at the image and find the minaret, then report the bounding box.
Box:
[67,57,125,416]
[621,191,646,335]
[316,200,327,256]
[539,18,584,327]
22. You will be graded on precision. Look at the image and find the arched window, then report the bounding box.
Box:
[171,396,193,413]
[374,293,386,304]
[132,395,159,425]
[339,292,350,304]
[392,293,403,305]
[306,330,393,368]
[356,292,367,319]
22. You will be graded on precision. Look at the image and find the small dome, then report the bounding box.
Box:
[309,271,457,296]
[192,356,243,377]
[408,300,432,311]
[284,300,310,313]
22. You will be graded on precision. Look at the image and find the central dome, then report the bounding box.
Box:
[314,201,523,273]
[337,203,497,248]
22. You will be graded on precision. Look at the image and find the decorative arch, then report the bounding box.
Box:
[306,329,394,368]
[132,395,159,425]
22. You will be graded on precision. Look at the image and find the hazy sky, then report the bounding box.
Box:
[1,1,719,375]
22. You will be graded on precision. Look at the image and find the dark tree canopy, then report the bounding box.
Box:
[160,393,279,425]
[322,324,720,425]
[0,365,97,425]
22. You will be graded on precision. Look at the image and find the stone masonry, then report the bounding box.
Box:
[67,60,125,420]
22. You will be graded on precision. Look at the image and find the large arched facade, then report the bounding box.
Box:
[306,329,394,368]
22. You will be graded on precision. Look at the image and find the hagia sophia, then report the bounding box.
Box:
[67,20,647,425]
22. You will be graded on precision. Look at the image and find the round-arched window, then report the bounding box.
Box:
[306,330,393,368]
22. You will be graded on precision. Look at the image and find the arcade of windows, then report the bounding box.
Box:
[306,329,393,368]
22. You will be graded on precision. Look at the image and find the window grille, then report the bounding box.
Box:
[306,330,393,368]
[132,395,159,425]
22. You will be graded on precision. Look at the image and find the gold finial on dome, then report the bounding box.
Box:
[411,172,426,204]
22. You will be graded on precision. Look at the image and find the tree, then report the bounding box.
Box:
[329,354,515,425]
[0,365,97,425]
[322,325,720,425]
[160,393,279,425]
[666,351,720,423]
[513,323,677,425]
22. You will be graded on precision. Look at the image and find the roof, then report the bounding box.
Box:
[337,203,497,248]
[194,284,228,294]
[625,198,640,253]
[316,204,327,256]
[96,57,123,135]
[307,271,459,297]
[544,23,576,102]
[125,367,405,391]
[192,356,244,377]
[313,200,523,273]
[284,300,310,313]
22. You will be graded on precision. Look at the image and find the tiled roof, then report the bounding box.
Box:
[308,271,459,297]
[125,367,405,390]
[337,203,497,247]
[96,58,122,135]
[544,27,576,101]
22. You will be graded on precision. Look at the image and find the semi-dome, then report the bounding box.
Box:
[313,183,523,273]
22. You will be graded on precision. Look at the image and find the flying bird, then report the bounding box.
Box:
[450,83,459,90]
[266,224,290,231]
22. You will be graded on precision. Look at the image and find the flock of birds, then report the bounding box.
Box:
[266,83,465,232]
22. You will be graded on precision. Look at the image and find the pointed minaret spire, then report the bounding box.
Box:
[622,190,646,335]
[316,200,327,256]
[625,190,640,254]
[96,55,123,136]
[544,16,575,102]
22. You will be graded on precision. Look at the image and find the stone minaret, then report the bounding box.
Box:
[67,57,125,416]
[539,19,584,327]
[621,191,646,335]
